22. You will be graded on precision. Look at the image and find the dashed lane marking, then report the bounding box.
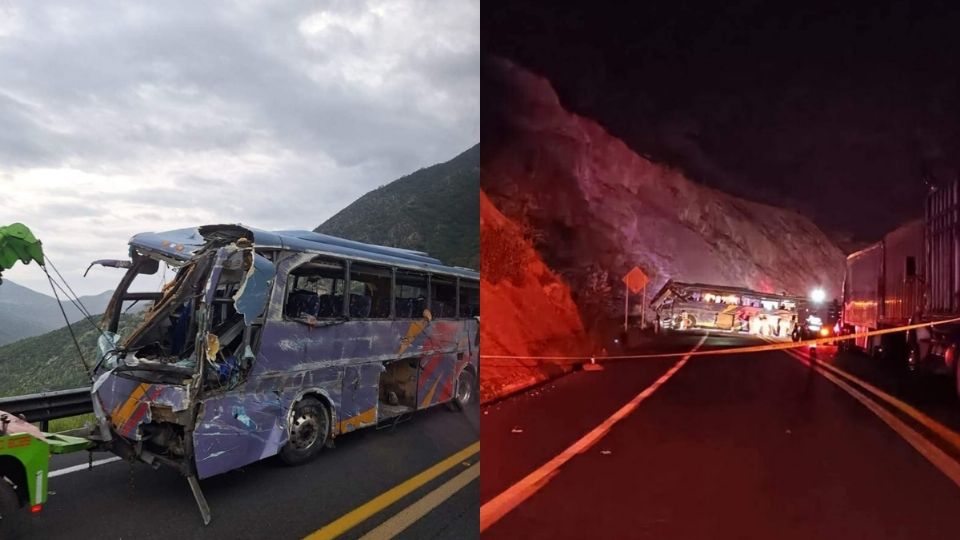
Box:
[48,456,122,478]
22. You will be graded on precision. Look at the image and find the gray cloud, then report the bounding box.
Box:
[0,0,478,296]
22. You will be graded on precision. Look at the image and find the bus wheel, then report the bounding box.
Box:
[447,369,475,411]
[280,397,330,465]
[0,479,23,537]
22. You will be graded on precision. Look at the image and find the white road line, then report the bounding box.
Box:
[359,462,480,540]
[811,353,960,452]
[479,333,710,532]
[48,456,122,478]
[765,336,960,451]
[778,347,960,489]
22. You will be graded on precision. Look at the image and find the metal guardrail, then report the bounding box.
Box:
[0,387,93,431]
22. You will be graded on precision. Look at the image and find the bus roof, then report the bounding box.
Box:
[129,224,479,280]
[650,279,806,307]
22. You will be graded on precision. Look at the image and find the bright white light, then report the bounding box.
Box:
[810,288,826,303]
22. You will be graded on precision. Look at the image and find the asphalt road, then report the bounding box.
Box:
[481,330,960,539]
[16,401,479,540]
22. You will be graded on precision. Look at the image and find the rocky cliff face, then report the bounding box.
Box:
[480,189,588,401]
[482,59,846,328]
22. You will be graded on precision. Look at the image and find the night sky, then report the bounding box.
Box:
[483,1,960,252]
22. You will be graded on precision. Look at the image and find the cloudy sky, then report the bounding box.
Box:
[0,0,478,296]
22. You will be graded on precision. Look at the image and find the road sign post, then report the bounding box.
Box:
[622,266,649,333]
[624,282,629,332]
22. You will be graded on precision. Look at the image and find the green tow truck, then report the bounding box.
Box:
[0,415,92,534]
[0,223,95,536]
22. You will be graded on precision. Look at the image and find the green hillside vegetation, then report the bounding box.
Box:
[0,313,142,398]
[0,280,117,345]
[315,143,479,269]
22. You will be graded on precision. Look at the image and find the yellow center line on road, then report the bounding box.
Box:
[760,336,960,453]
[479,332,710,533]
[816,359,960,452]
[776,345,960,489]
[303,441,479,540]
[358,462,480,540]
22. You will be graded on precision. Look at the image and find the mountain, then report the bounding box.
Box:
[480,189,588,402]
[0,313,143,398]
[0,280,115,345]
[482,59,846,330]
[315,144,480,269]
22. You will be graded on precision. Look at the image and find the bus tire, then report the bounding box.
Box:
[0,479,23,538]
[279,397,330,465]
[447,368,475,411]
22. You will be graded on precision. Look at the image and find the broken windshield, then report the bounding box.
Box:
[114,250,216,380]
[111,242,275,389]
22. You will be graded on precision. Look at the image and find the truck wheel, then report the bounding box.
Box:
[0,479,22,538]
[447,369,475,411]
[279,397,330,465]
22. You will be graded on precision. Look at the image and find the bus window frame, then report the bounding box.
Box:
[345,261,394,320]
[458,277,479,318]
[394,268,430,319]
[428,274,458,319]
[282,256,349,324]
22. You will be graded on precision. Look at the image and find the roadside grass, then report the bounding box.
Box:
[34,413,96,433]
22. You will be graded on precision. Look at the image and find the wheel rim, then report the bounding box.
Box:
[456,372,473,404]
[290,409,322,450]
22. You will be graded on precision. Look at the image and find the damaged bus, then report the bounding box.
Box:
[85,224,479,523]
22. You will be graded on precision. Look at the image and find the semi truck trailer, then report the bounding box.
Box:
[840,182,960,398]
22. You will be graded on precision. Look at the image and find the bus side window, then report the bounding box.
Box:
[349,264,392,318]
[285,259,345,320]
[459,280,479,318]
[430,276,457,318]
[395,270,428,318]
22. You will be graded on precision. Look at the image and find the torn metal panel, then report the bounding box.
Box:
[192,376,340,479]
[339,363,382,433]
[94,375,192,440]
[233,252,276,325]
[129,227,207,264]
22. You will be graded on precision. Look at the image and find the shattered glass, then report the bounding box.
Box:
[95,331,122,371]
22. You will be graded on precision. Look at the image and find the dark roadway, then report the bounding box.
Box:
[17,401,479,540]
[481,331,960,539]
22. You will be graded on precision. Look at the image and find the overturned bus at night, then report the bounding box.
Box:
[85,224,479,522]
[650,280,803,337]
